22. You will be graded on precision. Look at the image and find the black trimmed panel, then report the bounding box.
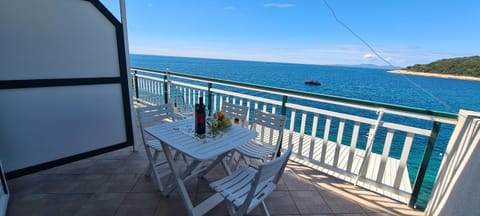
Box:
[3,0,134,178]
[0,77,120,89]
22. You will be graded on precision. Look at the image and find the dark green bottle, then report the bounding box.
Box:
[195,97,206,135]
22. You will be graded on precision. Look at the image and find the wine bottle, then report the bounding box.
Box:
[195,96,206,135]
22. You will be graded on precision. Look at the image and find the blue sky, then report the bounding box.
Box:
[101,0,479,67]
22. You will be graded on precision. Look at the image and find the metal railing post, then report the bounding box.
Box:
[207,83,212,116]
[281,96,288,116]
[277,95,288,157]
[409,121,442,208]
[133,70,139,101]
[163,72,169,104]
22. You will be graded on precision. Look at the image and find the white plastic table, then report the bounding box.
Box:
[144,118,257,216]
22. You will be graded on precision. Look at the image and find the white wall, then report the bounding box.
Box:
[0,0,130,172]
[0,0,119,80]
[426,110,480,216]
[0,85,127,171]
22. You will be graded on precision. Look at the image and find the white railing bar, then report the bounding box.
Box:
[287,103,378,124]
[288,109,296,146]
[377,128,395,182]
[246,100,251,126]
[284,93,456,124]
[321,116,331,163]
[287,102,431,136]
[309,113,319,160]
[347,122,360,172]
[298,111,307,157]
[211,88,282,106]
[170,80,208,91]
[219,96,224,112]
[394,132,415,189]
[379,122,431,136]
[135,73,164,82]
[213,94,218,112]
[333,119,345,167]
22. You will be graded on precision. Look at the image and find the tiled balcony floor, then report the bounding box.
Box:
[6,143,423,216]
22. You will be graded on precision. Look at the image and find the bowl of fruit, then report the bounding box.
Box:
[209,111,232,130]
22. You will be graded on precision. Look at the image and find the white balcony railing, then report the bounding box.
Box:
[131,67,458,209]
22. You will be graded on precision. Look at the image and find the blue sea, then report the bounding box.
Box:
[130,54,480,208]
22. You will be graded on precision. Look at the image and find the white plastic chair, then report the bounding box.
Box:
[234,109,287,166]
[221,102,248,127]
[210,144,293,216]
[220,102,249,166]
[137,104,185,193]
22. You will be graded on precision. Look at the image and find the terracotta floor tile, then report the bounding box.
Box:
[7,193,55,216]
[7,194,91,216]
[264,191,300,215]
[290,190,332,214]
[154,193,188,216]
[74,193,126,216]
[282,170,317,191]
[85,159,127,174]
[194,192,229,216]
[131,175,159,193]
[322,191,365,214]
[99,174,139,193]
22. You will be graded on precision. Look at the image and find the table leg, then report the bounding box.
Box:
[160,141,195,216]
[143,145,167,193]
[164,159,201,195]
[198,152,232,178]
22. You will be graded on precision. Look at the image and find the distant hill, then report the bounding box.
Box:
[404,56,480,77]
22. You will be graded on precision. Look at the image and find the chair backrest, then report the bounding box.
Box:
[257,144,293,184]
[172,92,194,115]
[237,144,293,215]
[136,104,176,139]
[137,104,176,124]
[250,109,287,157]
[221,102,248,127]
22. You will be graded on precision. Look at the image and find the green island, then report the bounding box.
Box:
[405,56,480,77]
[388,56,480,81]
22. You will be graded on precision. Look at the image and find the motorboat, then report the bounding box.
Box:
[305,80,321,85]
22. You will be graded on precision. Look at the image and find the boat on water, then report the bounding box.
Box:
[305,80,321,85]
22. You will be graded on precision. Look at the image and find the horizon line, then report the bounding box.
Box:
[129,52,401,69]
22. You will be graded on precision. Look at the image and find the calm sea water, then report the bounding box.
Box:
[130,54,480,207]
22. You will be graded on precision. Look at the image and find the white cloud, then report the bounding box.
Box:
[363,53,376,60]
[263,3,295,8]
